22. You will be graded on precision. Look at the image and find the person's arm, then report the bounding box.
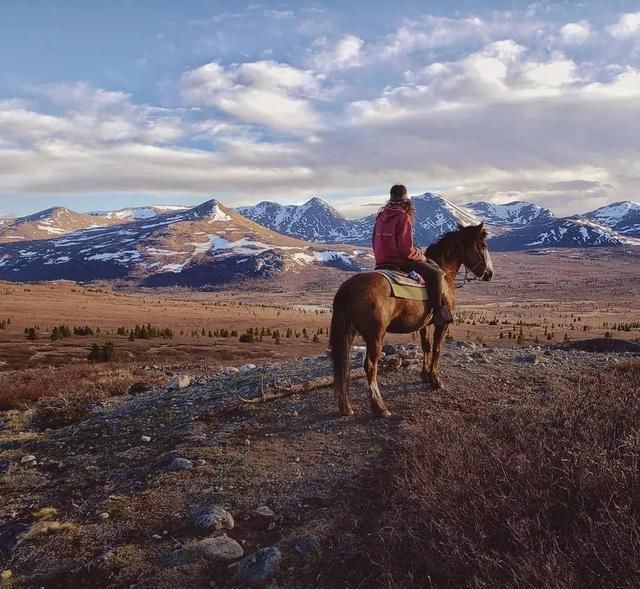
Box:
[397,215,425,261]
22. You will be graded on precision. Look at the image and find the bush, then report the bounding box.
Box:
[367,361,640,588]
[87,342,117,363]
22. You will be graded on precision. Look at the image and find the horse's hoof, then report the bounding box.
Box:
[340,407,355,417]
[375,409,392,418]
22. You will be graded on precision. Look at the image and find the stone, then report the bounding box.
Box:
[293,537,319,556]
[20,455,36,465]
[199,535,244,562]
[517,353,539,365]
[0,522,30,554]
[141,435,151,443]
[382,343,397,355]
[239,364,257,372]
[0,570,12,581]
[98,512,110,521]
[166,457,194,472]
[192,505,234,532]
[128,382,152,395]
[233,547,281,586]
[0,419,6,431]
[0,459,9,475]
[166,375,192,390]
[252,506,275,519]
[456,341,477,350]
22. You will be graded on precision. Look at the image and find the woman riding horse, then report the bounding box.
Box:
[330,188,494,418]
[373,185,453,327]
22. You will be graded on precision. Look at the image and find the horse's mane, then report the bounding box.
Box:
[425,229,463,261]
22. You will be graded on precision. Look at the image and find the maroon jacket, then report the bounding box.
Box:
[372,205,425,266]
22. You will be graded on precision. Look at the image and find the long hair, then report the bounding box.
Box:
[378,198,415,219]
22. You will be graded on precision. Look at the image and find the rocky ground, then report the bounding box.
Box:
[1,340,639,588]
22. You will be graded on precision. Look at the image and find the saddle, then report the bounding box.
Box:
[375,266,429,301]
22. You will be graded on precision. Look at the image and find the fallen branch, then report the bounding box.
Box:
[238,369,369,404]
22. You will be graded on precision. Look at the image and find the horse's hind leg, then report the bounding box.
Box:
[419,326,431,383]
[364,335,391,418]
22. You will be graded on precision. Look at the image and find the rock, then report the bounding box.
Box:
[128,382,152,395]
[222,366,240,374]
[192,505,234,532]
[151,534,162,540]
[400,349,419,359]
[194,459,207,466]
[140,435,151,443]
[382,343,397,355]
[166,375,192,390]
[0,522,30,554]
[0,570,12,581]
[456,341,477,350]
[293,537,319,556]
[239,364,257,372]
[0,419,6,431]
[20,455,36,465]
[199,535,244,562]
[252,506,275,519]
[517,353,539,365]
[166,457,194,472]
[244,438,251,446]
[0,459,9,475]
[233,546,281,586]
[98,512,110,521]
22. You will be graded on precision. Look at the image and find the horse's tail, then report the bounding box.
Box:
[330,285,356,415]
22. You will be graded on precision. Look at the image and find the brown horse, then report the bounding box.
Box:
[330,222,494,417]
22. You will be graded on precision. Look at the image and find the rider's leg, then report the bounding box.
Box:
[402,260,453,326]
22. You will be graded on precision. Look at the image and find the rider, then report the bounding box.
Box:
[372,184,454,326]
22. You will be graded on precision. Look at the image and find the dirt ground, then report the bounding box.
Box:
[1,343,637,588]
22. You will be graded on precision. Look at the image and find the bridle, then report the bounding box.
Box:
[454,257,489,289]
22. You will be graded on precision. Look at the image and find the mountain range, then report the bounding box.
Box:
[0,194,638,285]
[239,193,640,249]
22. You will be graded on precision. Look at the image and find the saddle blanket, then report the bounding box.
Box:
[375,269,429,301]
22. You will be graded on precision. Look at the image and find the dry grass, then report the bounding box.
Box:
[0,364,164,427]
[368,361,640,588]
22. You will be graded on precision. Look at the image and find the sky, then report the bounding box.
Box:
[1,0,640,219]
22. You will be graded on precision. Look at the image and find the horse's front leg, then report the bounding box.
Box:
[419,326,431,383]
[428,324,448,389]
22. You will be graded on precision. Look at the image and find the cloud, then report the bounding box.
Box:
[180,61,326,134]
[0,83,186,147]
[309,34,364,71]
[560,21,591,45]
[607,12,640,39]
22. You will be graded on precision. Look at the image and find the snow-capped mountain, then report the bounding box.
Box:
[0,200,371,285]
[410,193,480,245]
[0,207,116,243]
[238,197,370,243]
[582,201,640,238]
[89,205,190,222]
[490,216,640,251]
[464,201,554,228]
[238,193,480,246]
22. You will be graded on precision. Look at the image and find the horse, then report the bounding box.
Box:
[329,222,494,418]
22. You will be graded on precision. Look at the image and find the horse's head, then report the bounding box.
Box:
[457,222,494,281]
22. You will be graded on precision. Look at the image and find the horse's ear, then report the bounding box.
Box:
[476,221,485,232]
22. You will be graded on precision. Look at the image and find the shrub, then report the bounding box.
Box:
[87,342,117,363]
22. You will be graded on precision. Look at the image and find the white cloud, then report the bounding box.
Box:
[560,21,591,45]
[181,61,325,134]
[607,12,640,39]
[309,34,364,71]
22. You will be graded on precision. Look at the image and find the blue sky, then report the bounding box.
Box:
[1,1,640,218]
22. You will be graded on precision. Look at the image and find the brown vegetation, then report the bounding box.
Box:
[367,361,640,588]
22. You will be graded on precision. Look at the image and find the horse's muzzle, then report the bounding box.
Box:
[482,268,494,281]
